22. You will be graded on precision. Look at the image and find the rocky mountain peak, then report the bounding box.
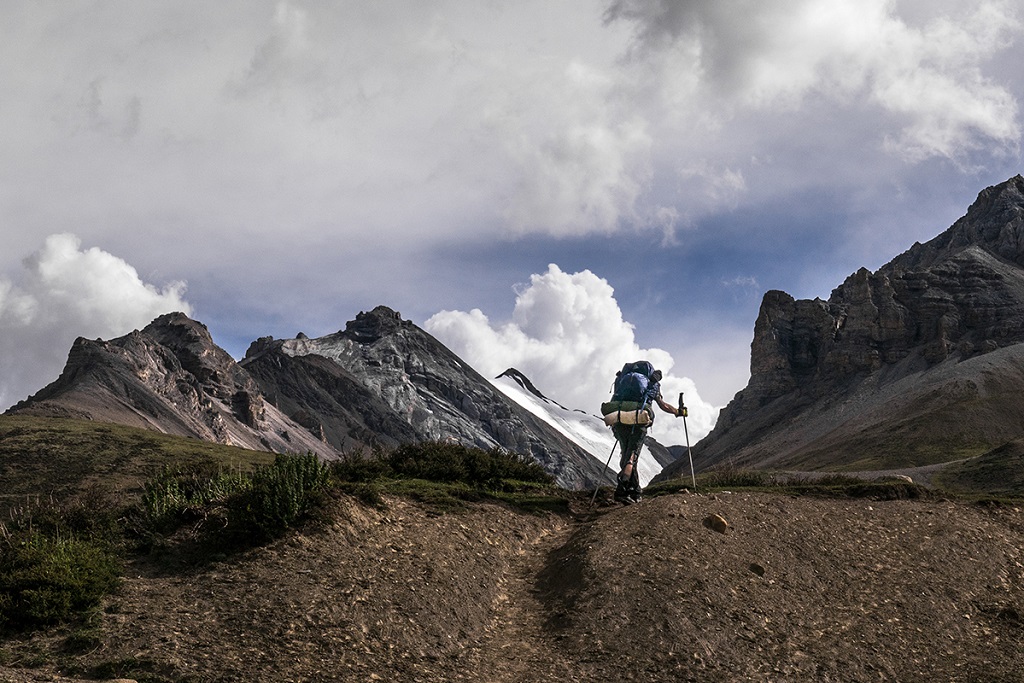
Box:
[341,306,412,343]
[242,312,611,487]
[656,175,1024,478]
[884,174,1024,273]
[6,315,337,459]
[140,311,235,387]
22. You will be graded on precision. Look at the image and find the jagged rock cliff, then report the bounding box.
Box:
[7,313,338,458]
[242,307,611,488]
[657,175,1024,478]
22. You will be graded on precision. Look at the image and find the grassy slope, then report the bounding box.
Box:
[933,439,1024,498]
[6,411,1024,515]
[0,415,275,515]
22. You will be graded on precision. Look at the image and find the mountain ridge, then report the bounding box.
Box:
[7,307,619,488]
[241,306,612,487]
[656,174,1024,482]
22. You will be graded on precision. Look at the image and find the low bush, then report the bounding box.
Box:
[0,533,119,631]
[231,453,330,541]
[330,448,392,483]
[381,441,553,488]
[0,497,121,633]
[135,452,330,546]
[140,463,250,533]
[330,442,553,489]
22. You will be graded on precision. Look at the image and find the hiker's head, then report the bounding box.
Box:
[651,370,663,383]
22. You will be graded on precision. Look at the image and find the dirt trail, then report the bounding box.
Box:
[465,520,580,682]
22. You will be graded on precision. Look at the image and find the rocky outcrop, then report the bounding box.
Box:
[242,307,611,488]
[7,313,339,458]
[656,175,1024,478]
[497,368,559,405]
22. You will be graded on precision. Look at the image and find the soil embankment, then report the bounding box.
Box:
[2,492,1023,682]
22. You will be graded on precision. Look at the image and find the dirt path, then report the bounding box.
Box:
[465,517,582,682]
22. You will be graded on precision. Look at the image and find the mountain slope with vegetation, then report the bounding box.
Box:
[2,416,1023,682]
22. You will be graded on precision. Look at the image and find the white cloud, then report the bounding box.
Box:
[496,58,655,235]
[1,0,1019,270]
[425,264,718,447]
[607,0,1022,161]
[722,275,759,289]
[0,234,191,409]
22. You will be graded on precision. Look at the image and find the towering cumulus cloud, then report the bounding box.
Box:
[426,264,717,447]
[0,234,191,409]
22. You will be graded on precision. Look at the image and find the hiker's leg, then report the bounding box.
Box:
[619,425,644,474]
[611,425,632,499]
[613,424,632,472]
[628,465,642,497]
[626,427,646,499]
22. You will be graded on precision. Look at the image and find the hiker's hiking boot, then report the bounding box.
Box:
[613,489,642,505]
[613,476,629,504]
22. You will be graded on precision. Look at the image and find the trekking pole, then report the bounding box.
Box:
[679,393,696,491]
[589,440,618,507]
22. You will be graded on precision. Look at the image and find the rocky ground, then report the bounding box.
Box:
[2,490,1023,682]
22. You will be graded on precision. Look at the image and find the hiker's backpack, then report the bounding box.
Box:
[601,361,657,426]
[611,361,656,403]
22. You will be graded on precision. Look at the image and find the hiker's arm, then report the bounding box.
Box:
[655,396,680,416]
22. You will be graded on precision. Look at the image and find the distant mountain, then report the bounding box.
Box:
[7,307,616,488]
[240,306,611,488]
[657,174,1024,482]
[5,313,337,459]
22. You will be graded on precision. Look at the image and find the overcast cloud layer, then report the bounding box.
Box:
[1,1,1022,447]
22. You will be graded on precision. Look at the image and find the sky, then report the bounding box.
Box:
[1,0,1022,448]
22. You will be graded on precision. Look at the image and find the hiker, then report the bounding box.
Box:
[601,362,681,504]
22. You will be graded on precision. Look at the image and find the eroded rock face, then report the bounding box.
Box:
[657,175,1024,478]
[242,306,610,488]
[7,313,339,459]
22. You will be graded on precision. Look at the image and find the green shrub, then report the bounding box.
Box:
[382,442,552,488]
[0,490,123,632]
[2,488,122,543]
[230,453,331,541]
[134,444,551,547]
[134,453,331,547]
[140,463,250,533]
[0,529,120,632]
[330,449,392,482]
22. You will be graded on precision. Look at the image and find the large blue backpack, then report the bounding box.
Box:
[611,361,656,404]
